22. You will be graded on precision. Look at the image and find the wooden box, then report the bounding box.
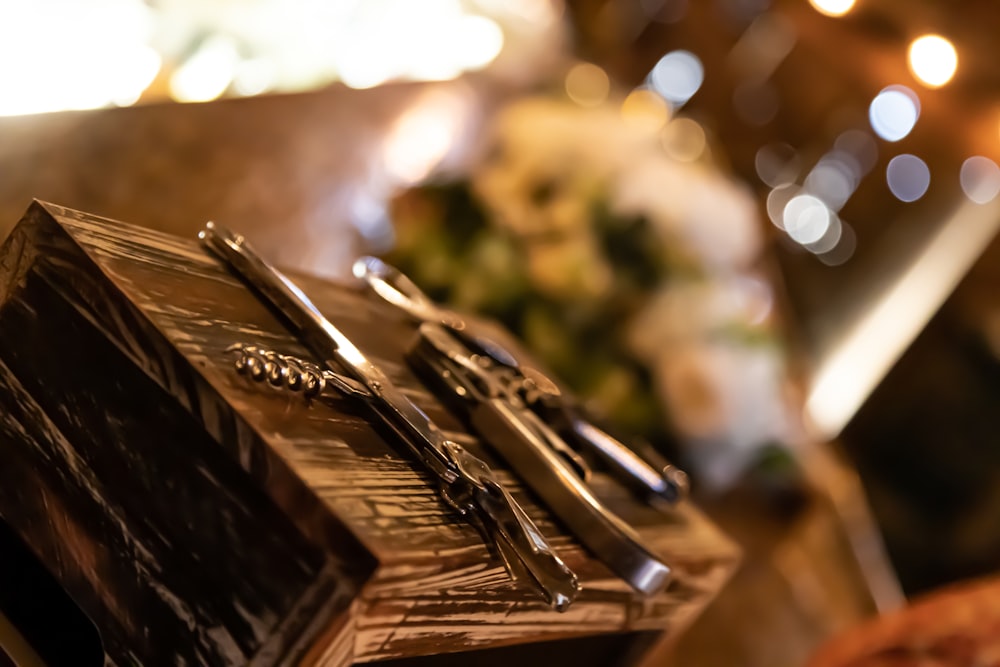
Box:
[0,202,738,666]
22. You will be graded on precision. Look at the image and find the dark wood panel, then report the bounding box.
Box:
[0,279,343,665]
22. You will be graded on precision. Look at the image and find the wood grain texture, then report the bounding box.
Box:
[0,202,738,664]
[0,203,361,666]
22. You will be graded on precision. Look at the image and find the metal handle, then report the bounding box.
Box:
[473,399,673,595]
[411,322,673,595]
[355,255,689,506]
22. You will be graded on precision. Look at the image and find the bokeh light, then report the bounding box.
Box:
[728,13,797,81]
[804,151,861,211]
[755,143,800,188]
[817,222,857,266]
[834,129,879,174]
[455,15,506,70]
[621,88,670,131]
[338,8,505,89]
[960,156,1000,204]
[886,154,930,202]
[662,117,707,161]
[169,35,240,103]
[805,212,843,254]
[869,85,920,142]
[766,184,800,228]
[649,50,704,106]
[808,0,856,18]
[382,88,470,184]
[232,58,277,97]
[0,0,539,115]
[783,194,833,244]
[0,1,161,116]
[565,63,610,107]
[907,35,958,88]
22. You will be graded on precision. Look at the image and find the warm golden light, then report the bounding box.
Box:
[169,36,239,103]
[565,63,610,107]
[908,35,957,88]
[0,1,161,116]
[621,89,669,131]
[382,89,470,184]
[808,0,856,18]
[661,117,706,162]
[337,6,505,89]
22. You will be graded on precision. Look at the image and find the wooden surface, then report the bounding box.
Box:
[0,202,738,665]
[0,204,352,665]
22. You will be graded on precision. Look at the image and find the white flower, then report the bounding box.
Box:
[654,340,794,489]
[472,97,660,237]
[464,94,793,491]
[611,154,763,270]
[627,276,775,361]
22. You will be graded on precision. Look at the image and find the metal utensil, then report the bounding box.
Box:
[352,255,688,505]
[409,322,674,595]
[200,222,580,611]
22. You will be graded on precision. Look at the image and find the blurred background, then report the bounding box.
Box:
[3,0,1000,664]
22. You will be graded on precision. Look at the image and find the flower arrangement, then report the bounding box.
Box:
[386,95,797,489]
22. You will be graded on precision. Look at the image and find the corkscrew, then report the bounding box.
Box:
[225,343,368,400]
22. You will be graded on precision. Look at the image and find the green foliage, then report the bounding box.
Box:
[387,181,677,451]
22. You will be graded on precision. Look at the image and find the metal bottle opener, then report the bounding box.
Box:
[200,222,580,611]
[407,323,673,595]
[352,256,678,595]
[352,256,689,505]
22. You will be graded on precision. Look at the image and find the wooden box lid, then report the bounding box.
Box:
[0,202,738,665]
